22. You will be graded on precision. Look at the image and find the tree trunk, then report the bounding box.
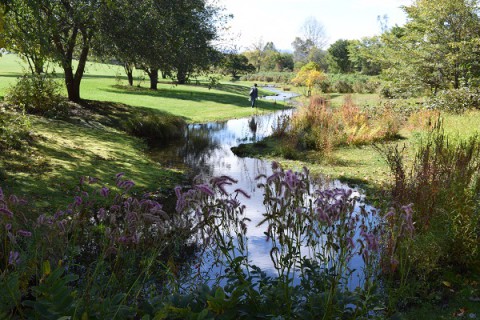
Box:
[124,63,134,86]
[147,68,158,90]
[53,26,90,103]
[176,67,187,84]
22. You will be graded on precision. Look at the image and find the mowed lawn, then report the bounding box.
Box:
[0,54,286,123]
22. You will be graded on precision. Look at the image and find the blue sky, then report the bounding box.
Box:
[220,0,412,51]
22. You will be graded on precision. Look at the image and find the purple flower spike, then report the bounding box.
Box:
[195,184,215,196]
[100,187,110,198]
[0,208,14,219]
[17,230,32,237]
[271,161,280,170]
[9,251,20,266]
[73,196,83,206]
[234,188,251,199]
[9,195,19,204]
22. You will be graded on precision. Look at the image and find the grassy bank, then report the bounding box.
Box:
[0,54,287,123]
[0,103,187,212]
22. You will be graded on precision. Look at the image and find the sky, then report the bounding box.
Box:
[219,0,413,52]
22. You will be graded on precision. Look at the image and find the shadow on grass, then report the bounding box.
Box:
[2,118,185,212]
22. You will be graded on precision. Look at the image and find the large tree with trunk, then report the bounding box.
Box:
[98,0,223,88]
[1,0,102,102]
[97,0,168,89]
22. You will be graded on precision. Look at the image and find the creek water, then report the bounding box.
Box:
[149,88,371,286]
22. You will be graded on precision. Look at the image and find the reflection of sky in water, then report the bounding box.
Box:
[152,89,375,287]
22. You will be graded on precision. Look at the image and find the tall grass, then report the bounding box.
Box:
[377,119,480,280]
[287,95,402,155]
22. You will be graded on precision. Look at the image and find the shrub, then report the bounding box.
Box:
[377,121,480,273]
[289,96,402,153]
[428,87,480,113]
[122,112,186,144]
[0,107,32,151]
[406,109,440,131]
[5,74,67,116]
[332,80,354,93]
[240,72,295,84]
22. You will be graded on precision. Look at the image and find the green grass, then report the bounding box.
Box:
[1,112,185,211]
[0,54,286,123]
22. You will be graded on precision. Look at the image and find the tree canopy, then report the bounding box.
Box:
[379,0,480,95]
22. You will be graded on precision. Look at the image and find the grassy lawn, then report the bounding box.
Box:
[0,54,287,123]
[1,112,185,212]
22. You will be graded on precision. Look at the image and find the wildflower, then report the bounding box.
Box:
[360,229,378,251]
[271,161,280,170]
[9,195,19,204]
[73,196,82,206]
[100,187,110,198]
[195,184,215,196]
[9,251,20,266]
[5,223,12,231]
[116,172,125,179]
[384,208,395,220]
[234,188,251,199]
[0,208,13,218]
[122,180,135,191]
[346,236,355,249]
[98,208,107,220]
[390,256,399,272]
[174,186,182,199]
[54,211,65,220]
[17,230,32,237]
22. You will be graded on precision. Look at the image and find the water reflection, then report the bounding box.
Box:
[150,89,373,283]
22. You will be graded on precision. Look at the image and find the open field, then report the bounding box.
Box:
[0,54,287,123]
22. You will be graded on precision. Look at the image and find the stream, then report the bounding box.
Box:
[149,87,371,286]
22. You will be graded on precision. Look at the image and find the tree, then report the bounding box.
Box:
[381,0,480,94]
[348,37,382,75]
[326,39,354,74]
[97,0,166,88]
[301,16,328,49]
[97,0,224,88]
[1,0,102,102]
[221,53,255,78]
[1,0,50,74]
[291,36,315,66]
[291,62,326,96]
[272,52,294,71]
[0,6,5,50]
[161,0,222,84]
[244,38,266,72]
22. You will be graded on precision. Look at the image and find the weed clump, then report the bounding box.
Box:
[284,95,402,156]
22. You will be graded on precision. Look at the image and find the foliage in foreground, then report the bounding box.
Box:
[376,120,480,309]
[0,162,392,319]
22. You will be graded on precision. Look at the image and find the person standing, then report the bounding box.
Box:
[249,83,258,108]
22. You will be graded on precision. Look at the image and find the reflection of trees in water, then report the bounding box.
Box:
[181,124,223,177]
[149,109,296,180]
